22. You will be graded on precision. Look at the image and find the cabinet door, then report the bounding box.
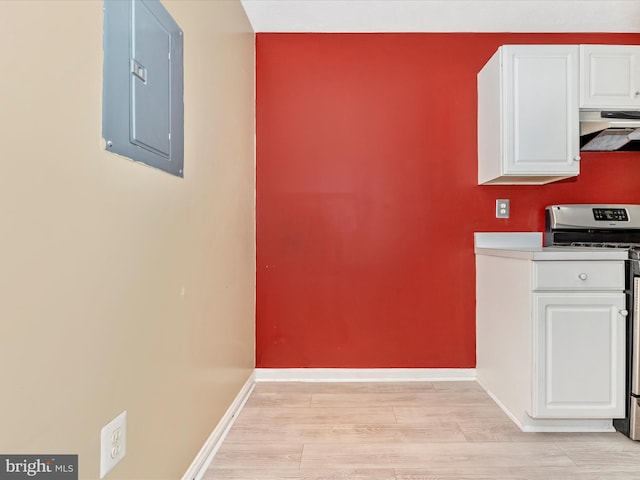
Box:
[580,45,640,108]
[503,45,580,176]
[531,292,626,418]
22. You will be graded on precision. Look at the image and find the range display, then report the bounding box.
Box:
[593,208,630,222]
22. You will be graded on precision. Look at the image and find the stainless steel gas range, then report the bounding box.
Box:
[546,204,640,440]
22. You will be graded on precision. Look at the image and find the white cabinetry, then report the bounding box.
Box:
[532,294,625,418]
[478,45,580,185]
[532,260,626,419]
[476,251,627,431]
[580,45,640,109]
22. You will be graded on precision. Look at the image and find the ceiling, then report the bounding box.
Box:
[239,0,640,33]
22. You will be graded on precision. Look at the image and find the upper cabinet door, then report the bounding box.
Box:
[478,45,580,185]
[502,45,580,176]
[580,45,640,109]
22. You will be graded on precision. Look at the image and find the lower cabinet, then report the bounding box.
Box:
[531,293,626,418]
[476,254,627,431]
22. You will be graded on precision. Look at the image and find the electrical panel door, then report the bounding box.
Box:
[103,0,184,177]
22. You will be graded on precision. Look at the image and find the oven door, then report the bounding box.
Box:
[630,275,640,439]
[615,260,640,439]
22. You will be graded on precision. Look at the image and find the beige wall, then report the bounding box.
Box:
[0,1,255,478]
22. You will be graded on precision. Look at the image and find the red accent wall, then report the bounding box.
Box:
[256,33,640,368]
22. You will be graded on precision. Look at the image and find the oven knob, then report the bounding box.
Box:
[620,309,629,317]
[578,273,588,280]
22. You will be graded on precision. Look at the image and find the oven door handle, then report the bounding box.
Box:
[633,278,640,395]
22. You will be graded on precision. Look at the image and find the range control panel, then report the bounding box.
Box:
[593,208,629,222]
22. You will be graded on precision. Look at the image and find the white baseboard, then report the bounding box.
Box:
[184,367,476,479]
[521,418,615,433]
[182,371,256,480]
[480,384,528,430]
[254,368,476,382]
[480,383,615,433]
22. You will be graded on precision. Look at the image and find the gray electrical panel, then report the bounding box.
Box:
[103,0,184,177]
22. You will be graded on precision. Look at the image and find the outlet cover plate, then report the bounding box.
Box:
[496,199,510,218]
[100,410,126,478]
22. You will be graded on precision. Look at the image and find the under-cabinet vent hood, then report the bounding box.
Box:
[580,110,640,151]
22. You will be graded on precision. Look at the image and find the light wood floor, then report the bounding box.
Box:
[205,381,640,479]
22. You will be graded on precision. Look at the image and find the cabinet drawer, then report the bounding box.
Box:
[533,261,624,290]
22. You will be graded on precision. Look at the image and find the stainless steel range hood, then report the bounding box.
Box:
[580,110,640,151]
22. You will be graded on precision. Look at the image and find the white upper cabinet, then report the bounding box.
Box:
[478,45,580,185]
[580,45,640,109]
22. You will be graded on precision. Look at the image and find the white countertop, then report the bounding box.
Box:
[474,232,629,261]
[475,245,629,261]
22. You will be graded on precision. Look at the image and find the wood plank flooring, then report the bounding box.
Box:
[205,381,640,479]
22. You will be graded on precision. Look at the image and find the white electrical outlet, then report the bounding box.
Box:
[100,411,126,478]
[496,199,510,219]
